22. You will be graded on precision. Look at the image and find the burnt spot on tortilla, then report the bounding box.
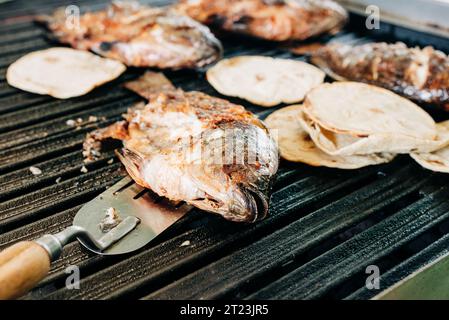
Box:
[44,56,59,63]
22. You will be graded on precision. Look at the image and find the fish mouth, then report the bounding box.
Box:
[232,186,270,223]
[188,186,269,223]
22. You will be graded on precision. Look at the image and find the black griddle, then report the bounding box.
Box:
[1,0,449,300]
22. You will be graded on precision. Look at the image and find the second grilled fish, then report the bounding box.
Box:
[84,72,279,223]
[39,1,222,69]
[175,0,348,42]
[311,42,449,110]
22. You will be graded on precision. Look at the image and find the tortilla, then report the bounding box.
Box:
[7,47,126,99]
[411,120,449,173]
[207,56,325,107]
[264,105,395,169]
[298,110,449,156]
[303,82,436,140]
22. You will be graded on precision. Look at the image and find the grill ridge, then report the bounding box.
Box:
[1,0,449,300]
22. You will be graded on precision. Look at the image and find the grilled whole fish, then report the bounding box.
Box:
[175,0,348,41]
[311,42,449,110]
[39,1,222,69]
[84,72,279,222]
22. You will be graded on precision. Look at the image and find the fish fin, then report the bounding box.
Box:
[124,71,177,100]
[92,121,129,141]
[115,148,148,187]
[83,121,129,162]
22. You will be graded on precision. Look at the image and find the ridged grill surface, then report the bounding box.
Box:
[1,0,449,300]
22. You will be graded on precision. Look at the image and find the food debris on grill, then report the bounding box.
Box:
[175,0,348,41]
[83,103,147,163]
[83,141,102,162]
[80,165,88,173]
[39,1,223,69]
[99,207,122,233]
[83,71,279,222]
[311,42,449,110]
[29,166,43,175]
[68,116,99,129]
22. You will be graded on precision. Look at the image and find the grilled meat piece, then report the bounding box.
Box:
[311,42,449,110]
[175,0,348,41]
[39,1,222,69]
[84,72,279,222]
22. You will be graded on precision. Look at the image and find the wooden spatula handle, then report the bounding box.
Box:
[0,241,51,300]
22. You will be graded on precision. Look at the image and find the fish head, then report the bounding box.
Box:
[115,118,278,223]
[182,122,279,222]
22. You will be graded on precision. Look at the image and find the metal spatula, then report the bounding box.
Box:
[0,177,191,300]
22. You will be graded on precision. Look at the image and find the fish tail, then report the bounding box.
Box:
[124,71,176,100]
[115,148,147,187]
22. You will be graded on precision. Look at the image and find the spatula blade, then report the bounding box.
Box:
[73,177,191,255]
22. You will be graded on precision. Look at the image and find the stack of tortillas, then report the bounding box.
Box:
[265,82,449,171]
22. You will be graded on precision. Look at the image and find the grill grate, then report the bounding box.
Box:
[1,0,449,300]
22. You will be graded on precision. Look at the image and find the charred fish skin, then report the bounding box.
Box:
[175,0,348,42]
[311,42,449,110]
[84,72,279,223]
[39,1,222,69]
